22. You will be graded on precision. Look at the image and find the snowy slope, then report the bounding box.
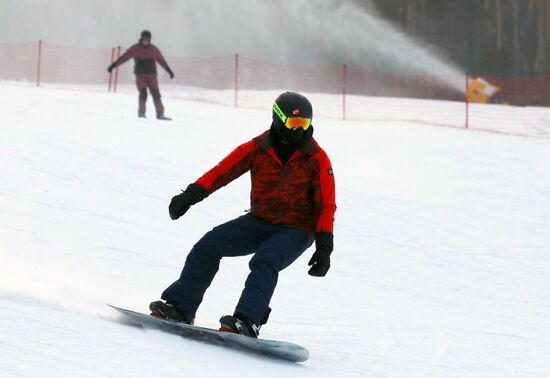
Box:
[1,83,549,377]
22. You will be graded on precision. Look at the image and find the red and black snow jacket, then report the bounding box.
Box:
[195,131,336,235]
[114,43,171,75]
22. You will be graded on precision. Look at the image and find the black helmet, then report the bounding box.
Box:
[272,92,312,123]
[141,30,152,39]
[272,92,313,145]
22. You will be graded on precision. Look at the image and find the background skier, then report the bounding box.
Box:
[107,30,174,120]
[150,92,336,337]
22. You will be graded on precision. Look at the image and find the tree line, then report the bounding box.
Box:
[371,0,549,76]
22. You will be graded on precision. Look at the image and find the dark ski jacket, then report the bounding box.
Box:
[195,131,336,235]
[113,43,171,75]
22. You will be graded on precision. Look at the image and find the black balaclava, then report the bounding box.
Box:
[269,92,314,164]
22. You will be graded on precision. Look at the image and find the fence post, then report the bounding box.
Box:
[234,53,239,107]
[114,46,121,92]
[342,64,347,121]
[465,73,469,129]
[108,47,115,92]
[36,40,42,87]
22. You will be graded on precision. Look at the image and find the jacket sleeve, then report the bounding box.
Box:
[112,45,135,67]
[195,140,257,195]
[154,46,172,73]
[312,149,336,234]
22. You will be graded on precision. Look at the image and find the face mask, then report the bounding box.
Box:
[280,127,304,145]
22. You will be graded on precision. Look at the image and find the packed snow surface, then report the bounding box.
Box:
[1,83,549,377]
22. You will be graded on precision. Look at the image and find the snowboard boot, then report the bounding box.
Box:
[149,300,195,325]
[138,112,146,118]
[219,315,260,338]
[156,115,171,121]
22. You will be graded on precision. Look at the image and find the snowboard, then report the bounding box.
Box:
[108,304,309,363]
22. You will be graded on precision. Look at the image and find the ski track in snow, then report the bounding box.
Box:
[1,83,550,377]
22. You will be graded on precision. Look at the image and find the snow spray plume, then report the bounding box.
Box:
[2,0,464,92]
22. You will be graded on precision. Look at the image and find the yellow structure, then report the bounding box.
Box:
[467,77,502,104]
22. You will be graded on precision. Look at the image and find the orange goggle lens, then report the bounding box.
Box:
[285,117,312,130]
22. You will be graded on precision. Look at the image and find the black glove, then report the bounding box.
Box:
[169,183,207,220]
[167,67,174,79]
[308,232,333,277]
[107,63,116,73]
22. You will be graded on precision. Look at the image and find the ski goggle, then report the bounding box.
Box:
[273,101,312,130]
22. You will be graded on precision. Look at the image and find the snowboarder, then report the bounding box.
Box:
[150,92,336,338]
[107,30,174,120]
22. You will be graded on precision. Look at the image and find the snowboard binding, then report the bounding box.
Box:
[219,315,260,338]
[149,300,195,325]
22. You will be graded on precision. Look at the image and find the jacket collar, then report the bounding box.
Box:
[254,129,318,165]
[255,129,317,154]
